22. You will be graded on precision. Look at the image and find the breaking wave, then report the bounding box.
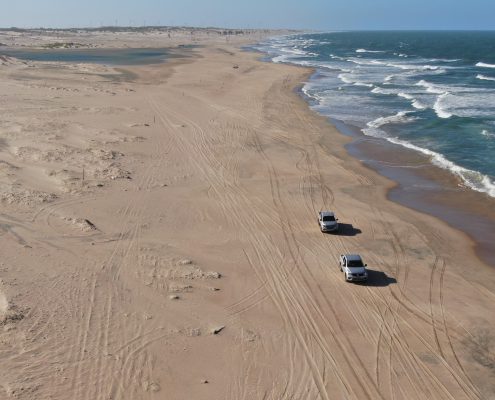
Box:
[356,48,385,53]
[433,93,453,119]
[364,111,418,137]
[476,62,495,68]
[254,32,495,199]
[476,74,495,81]
[386,137,495,197]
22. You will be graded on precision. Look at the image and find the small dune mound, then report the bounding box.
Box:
[136,251,222,290]
[142,381,160,393]
[168,284,193,293]
[171,259,222,280]
[0,291,24,326]
[210,325,225,335]
[0,291,8,315]
[12,144,129,184]
[179,327,202,337]
[63,217,98,232]
[94,163,131,180]
[0,186,58,206]
[121,135,146,143]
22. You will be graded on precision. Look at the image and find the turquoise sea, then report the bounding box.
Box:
[254,31,495,198]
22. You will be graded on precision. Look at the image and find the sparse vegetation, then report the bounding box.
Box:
[41,42,87,49]
[0,26,294,36]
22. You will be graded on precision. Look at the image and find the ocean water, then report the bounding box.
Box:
[254,31,495,198]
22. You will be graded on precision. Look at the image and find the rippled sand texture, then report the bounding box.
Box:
[0,31,494,399]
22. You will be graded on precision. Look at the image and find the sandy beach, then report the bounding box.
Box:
[1,29,495,399]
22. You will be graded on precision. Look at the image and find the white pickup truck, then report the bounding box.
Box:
[318,211,339,233]
[339,254,368,282]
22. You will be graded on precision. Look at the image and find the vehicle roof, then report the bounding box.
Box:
[344,254,363,261]
[320,211,335,217]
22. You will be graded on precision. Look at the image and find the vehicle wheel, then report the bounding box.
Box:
[339,264,342,272]
[344,273,348,281]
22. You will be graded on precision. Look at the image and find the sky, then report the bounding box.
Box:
[1,0,494,30]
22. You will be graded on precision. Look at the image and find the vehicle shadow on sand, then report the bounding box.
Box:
[359,269,397,287]
[326,223,361,236]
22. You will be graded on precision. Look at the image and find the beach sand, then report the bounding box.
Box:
[0,30,494,399]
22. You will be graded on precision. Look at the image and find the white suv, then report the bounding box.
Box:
[318,211,339,233]
[339,254,368,282]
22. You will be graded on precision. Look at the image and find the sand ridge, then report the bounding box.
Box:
[0,31,494,399]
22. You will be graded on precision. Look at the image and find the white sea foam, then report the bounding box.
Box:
[301,85,324,103]
[398,92,413,100]
[476,62,495,68]
[433,93,453,119]
[261,35,495,199]
[347,58,386,66]
[415,80,445,94]
[272,54,289,63]
[371,88,427,111]
[363,111,418,137]
[301,85,311,97]
[398,92,427,109]
[362,111,495,197]
[354,81,374,88]
[414,82,495,119]
[287,48,307,56]
[387,63,443,72]
[337,72,374,88]
[270,45,318,63]
[371,87,392,95]
[284,47,315,57]
[429,58,460,63]
[337,73,354,84]
[385,137,495,198]
[412,100,426,109]
[356,48,385,53]
[476,74,495,81]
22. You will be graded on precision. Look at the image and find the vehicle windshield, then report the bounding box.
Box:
[347,260,364,268]
[322,216,335,222]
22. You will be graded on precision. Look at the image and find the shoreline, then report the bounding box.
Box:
[288,64,495,268]
[351,126,495,267]
[335,117,495,268]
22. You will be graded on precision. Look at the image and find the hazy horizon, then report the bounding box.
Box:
[1,0,494,31]
[2,26,495,32]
